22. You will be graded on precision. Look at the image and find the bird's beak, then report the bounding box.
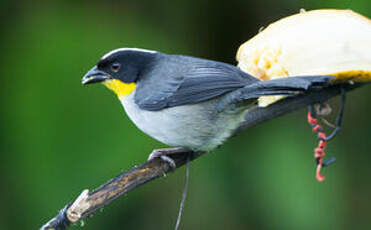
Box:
[82,66,111,85]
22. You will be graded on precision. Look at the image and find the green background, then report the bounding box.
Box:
[1,0,370,229]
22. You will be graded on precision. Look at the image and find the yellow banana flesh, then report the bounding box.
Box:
[237,9,371,106]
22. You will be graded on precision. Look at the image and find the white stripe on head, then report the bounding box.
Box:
[101,48,157,60]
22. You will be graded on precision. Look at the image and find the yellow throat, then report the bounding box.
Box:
[103,79,136,98]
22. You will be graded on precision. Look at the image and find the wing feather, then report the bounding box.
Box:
[134,55,256,111]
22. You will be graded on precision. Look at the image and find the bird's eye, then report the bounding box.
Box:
[111,62,121,72]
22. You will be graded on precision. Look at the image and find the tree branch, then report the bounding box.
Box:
[40,84,361,230]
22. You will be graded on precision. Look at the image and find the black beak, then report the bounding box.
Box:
[82,66,111,85]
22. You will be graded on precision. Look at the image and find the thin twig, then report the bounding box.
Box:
[40,84,361,230]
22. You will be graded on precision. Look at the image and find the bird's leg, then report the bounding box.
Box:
[148,147,190,170]
[307,88,346,181]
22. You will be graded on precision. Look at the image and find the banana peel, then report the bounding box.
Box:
[237,9,371,106]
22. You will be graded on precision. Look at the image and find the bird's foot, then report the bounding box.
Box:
[148,147,189,170]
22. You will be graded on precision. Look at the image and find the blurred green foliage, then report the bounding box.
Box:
[1,0,370,229]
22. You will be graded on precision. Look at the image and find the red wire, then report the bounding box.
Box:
[307,112,328,182]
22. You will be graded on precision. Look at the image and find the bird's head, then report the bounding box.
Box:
[82,48,157,98]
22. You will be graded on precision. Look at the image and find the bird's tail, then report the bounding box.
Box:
[217,75,333,111]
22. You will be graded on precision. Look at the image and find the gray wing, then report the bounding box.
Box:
[216,75,334,112]
[134,55,257,111]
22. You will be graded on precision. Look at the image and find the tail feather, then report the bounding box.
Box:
[217,75,334,112]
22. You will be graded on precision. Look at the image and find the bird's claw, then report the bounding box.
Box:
[148,150,177,170]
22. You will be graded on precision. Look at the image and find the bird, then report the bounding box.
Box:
[82,48,332,167]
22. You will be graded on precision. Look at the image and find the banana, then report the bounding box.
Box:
[237,9,371,106]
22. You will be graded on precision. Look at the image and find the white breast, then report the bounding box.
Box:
[120,92,246,152]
